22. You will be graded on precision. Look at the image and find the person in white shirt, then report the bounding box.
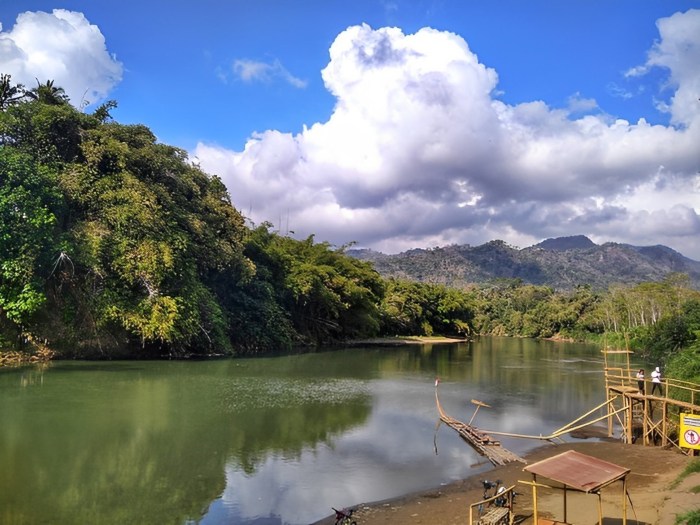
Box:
[651,366,662,396]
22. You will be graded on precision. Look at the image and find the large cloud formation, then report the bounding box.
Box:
[0,9,122,107]
[197,11,700,259]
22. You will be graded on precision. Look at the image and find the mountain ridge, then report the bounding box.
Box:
[348,236,700,290]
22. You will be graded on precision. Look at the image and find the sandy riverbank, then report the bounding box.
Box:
[344,336,467,346]
[313,441,698,525]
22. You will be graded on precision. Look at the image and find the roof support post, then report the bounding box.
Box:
[622,477,628,525]
[532,474,538,524]
[563,485,567,523]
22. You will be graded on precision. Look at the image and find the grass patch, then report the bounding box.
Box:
[670,458,700,489]
[675,508,700,525]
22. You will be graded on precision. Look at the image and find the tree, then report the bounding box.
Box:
[25,79,69,105]
[378,279,475,337]
[0,91,87,163]
[0,74,25,110]
[0,148,62,326]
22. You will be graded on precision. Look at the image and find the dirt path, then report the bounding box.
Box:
[314,441,698,525]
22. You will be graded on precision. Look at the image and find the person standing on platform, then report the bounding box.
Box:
[651,366,663,396]
[636,368,645,395]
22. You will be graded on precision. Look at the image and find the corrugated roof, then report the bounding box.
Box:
[523,450,630,493]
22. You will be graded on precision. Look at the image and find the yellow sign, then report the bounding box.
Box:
[680,414,700,450]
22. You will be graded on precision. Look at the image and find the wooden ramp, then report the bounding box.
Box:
[435,381,525,466]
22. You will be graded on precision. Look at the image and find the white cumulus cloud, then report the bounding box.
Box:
[197,12,700,260]
[0,9,122,107]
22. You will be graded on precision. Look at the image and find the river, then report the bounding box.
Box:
[0,337,616,524]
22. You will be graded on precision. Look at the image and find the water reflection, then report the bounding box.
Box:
[0,338,610,525]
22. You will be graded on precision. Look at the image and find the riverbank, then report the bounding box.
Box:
[0,346,54,366]
[313,441,698,525]
[344,336,467,346]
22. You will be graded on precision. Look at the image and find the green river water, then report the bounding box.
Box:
[0,337,615,524]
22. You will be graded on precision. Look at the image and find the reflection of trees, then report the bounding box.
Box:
[386,338,603,425]
[0,375,227,524]
[0,361,371,525]
[230,402,371,475]
[441,338,604,425]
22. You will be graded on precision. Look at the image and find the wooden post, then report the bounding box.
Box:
[626,395,633,444]
[468,399,490,426]
[508,490,514,525]
[532,475,538,524]
[607,384,614,437]
[604,360,612,437]
[662,401,668,446]
[597,492,603,525]
[643,397,649,446]
[622,477,628,525]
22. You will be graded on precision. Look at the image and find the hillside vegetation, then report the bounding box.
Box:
[348,236,700,291]
[1,76,699,387]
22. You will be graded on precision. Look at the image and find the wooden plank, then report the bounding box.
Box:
[478,507,509,524]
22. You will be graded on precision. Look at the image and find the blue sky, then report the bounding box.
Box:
[2,1,700,259]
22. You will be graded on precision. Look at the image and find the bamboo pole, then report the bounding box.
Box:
[533,475,538,524]
[643,397,649,446]
[483,403,628,441]
[662,401,668,446]
[508,490,514,525]
[552,396,620,435]
[626,396,633,444]
[608,385,614,437]
[468,399,490,426]
[623,478,628,525]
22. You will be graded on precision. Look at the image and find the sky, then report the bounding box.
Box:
[1,1,700,260]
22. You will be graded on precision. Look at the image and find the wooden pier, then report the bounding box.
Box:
[603,347,700,450]
[435,347,700,467]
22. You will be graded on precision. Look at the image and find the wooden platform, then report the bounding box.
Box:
[604,353,700,448]
[435,383,525,466]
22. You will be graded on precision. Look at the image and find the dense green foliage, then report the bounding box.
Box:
[380,279,475,337]
[1,76,699,374]
[0,76,387,357]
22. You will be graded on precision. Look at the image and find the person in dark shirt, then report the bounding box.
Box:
[636,368,645,395]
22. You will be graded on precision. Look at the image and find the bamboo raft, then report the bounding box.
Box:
[435,380,525,466]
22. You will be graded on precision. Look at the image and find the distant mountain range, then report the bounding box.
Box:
[348,235,700,290]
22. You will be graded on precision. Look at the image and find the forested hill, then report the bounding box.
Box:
[348,237,700,291]
[0,76,387,359]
